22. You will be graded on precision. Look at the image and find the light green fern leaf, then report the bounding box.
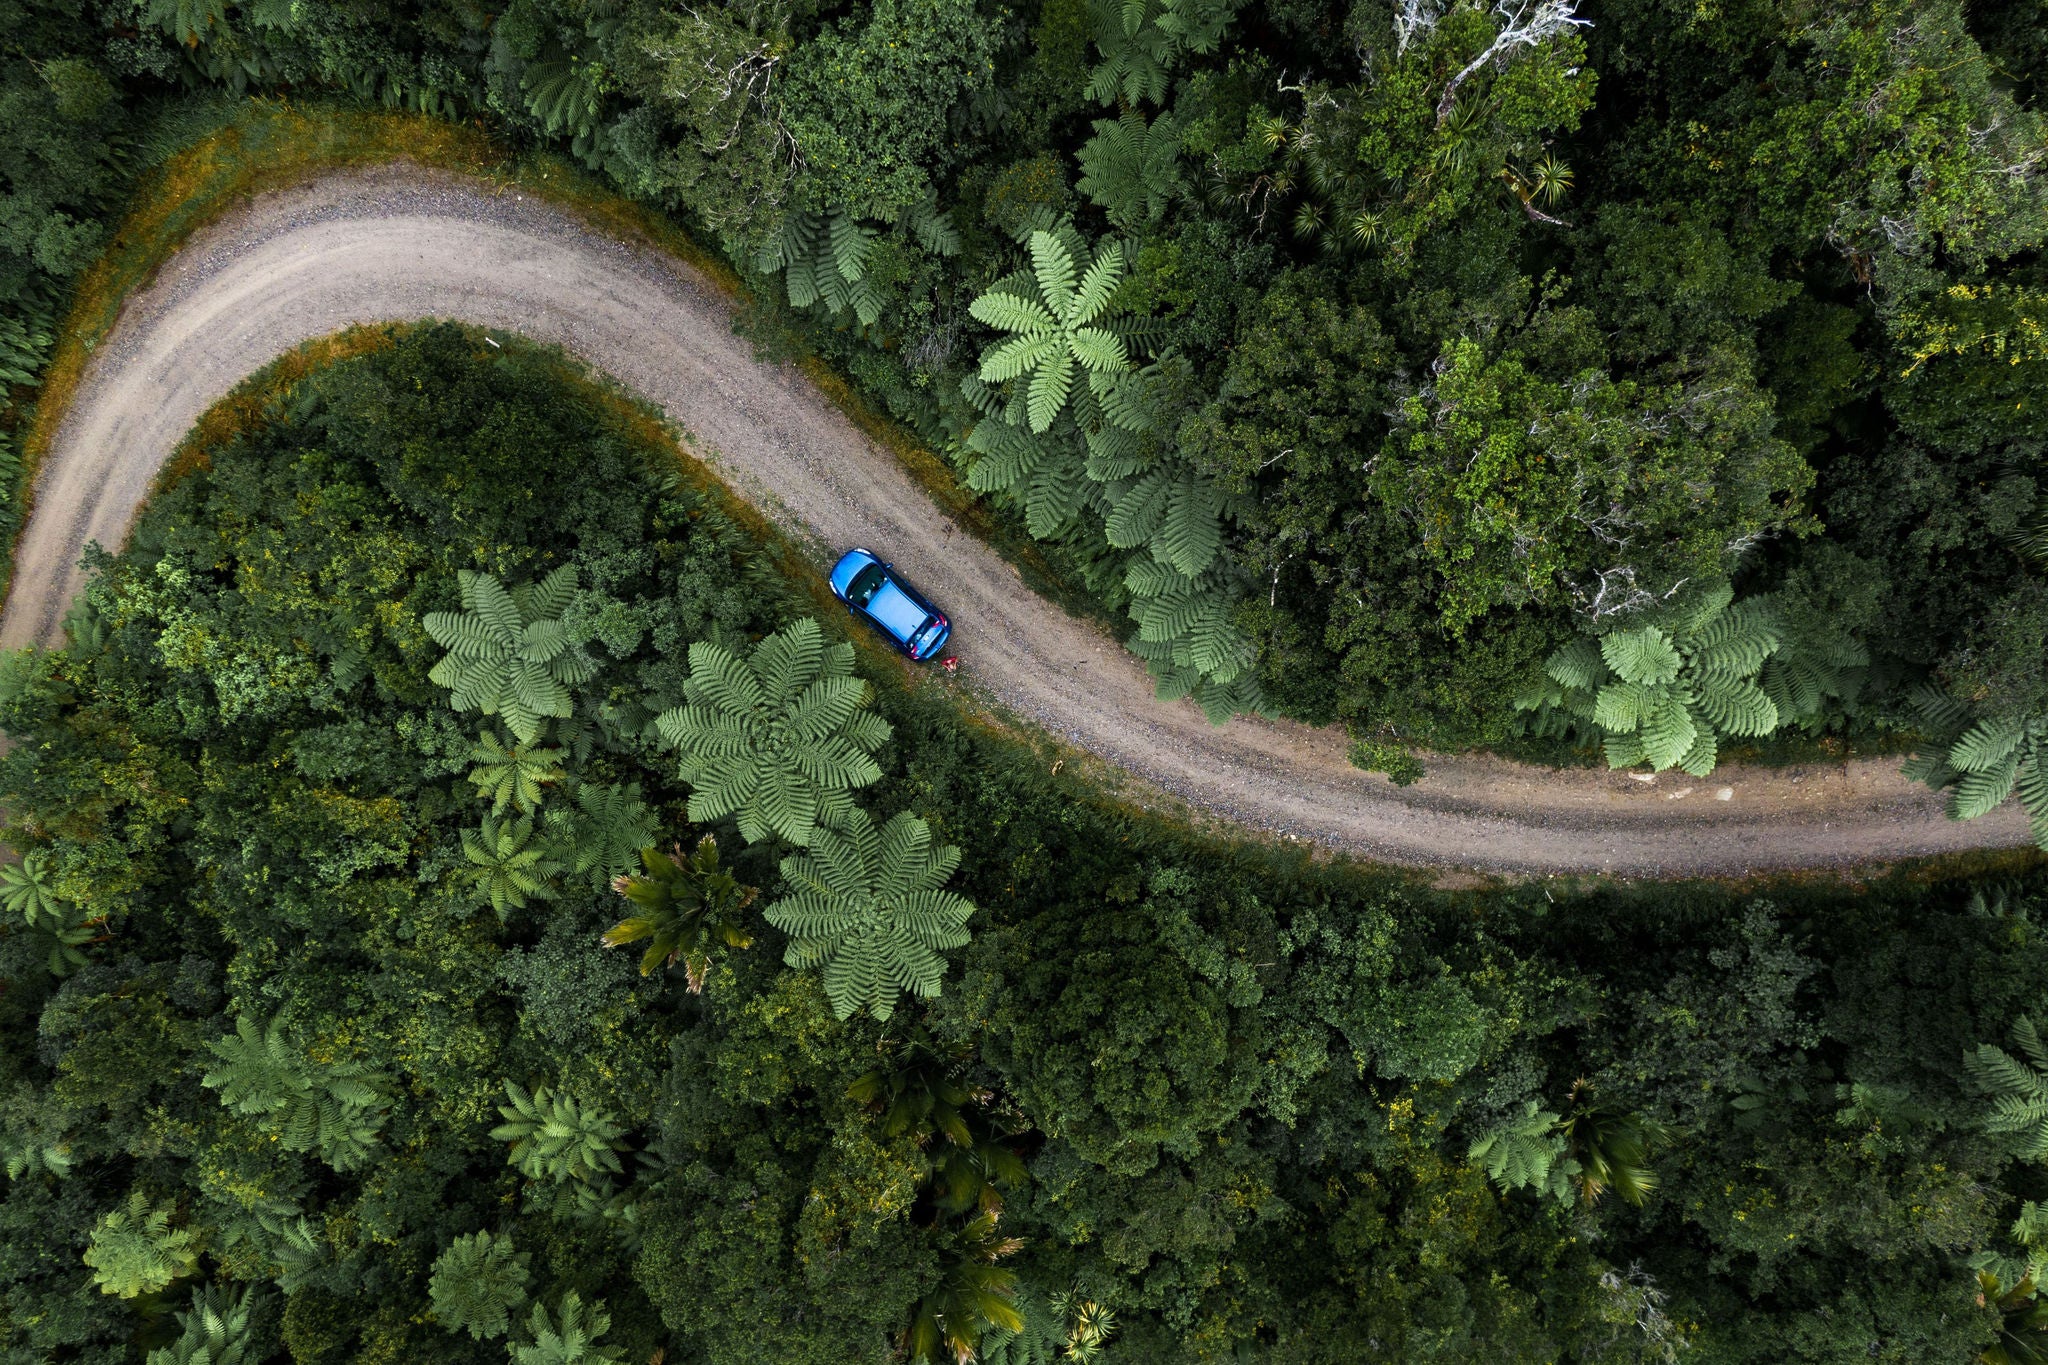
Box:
[1601,627,1683,686]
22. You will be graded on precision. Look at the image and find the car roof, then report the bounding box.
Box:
[865,580,929,641]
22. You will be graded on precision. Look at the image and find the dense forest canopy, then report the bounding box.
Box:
[1,0,2047,1361]
[3,322,2046,1365]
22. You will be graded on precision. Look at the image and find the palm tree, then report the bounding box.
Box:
[849,1033,1026,1215]
[1982,1268,2048,1365]
[602,835,757,991]
[1968,1017,2048,1158]
[902,1212,1025,1364]
[1561,1080,1669,1207]
[1517,581,1789,776]
[0,848,104,975]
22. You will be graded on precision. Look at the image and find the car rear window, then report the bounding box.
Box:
[845,563,886,606]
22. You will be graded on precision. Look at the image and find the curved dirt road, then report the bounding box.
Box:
[1,166,2028,875]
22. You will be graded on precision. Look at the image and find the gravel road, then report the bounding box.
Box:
[1,166,2027,875]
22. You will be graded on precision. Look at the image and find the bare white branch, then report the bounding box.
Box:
[1434,0,1590,126]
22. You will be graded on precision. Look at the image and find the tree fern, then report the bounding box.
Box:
[424,566,597,745]
[0,848,101,975]
[603,835,757,991]
[1516,582,1786,776]
[897,194,961,257]
[1,1086,75,1180]
[430,1231,531,1341]
[963,417,1093,539]
[1104,462,1225,577]
[201,1016,390,1170]
[463,815,561,919]
[654,618,891,847]
[523,54,605,139]
[764,809,976,1021]
[146,1284,259,1365]
[211,1197,324,1289]
[84,1191,200,1298]
[0,312,52,389]
[544,782,660,888]
[1084,0,1238,105]
[1077,109,1184,230]
[1468,1100,1577,1205]
[754,211,885,325]
[1969,1017,2048,1161]
[467,731,565,816]
[970,229,1135,434]
[491,1082,627,1186]
[1972,1200,2048,1301]
[512,1292,624,1365]
[1120,551,1263,721]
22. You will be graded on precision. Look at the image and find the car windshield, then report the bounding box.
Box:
[844,563,886,607]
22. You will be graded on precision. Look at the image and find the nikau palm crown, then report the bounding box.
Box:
[765,809,976,1021]
[655,618,890,847]
[424,565,596,745]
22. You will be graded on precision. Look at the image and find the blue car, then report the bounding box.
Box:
[828,549,951,661]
